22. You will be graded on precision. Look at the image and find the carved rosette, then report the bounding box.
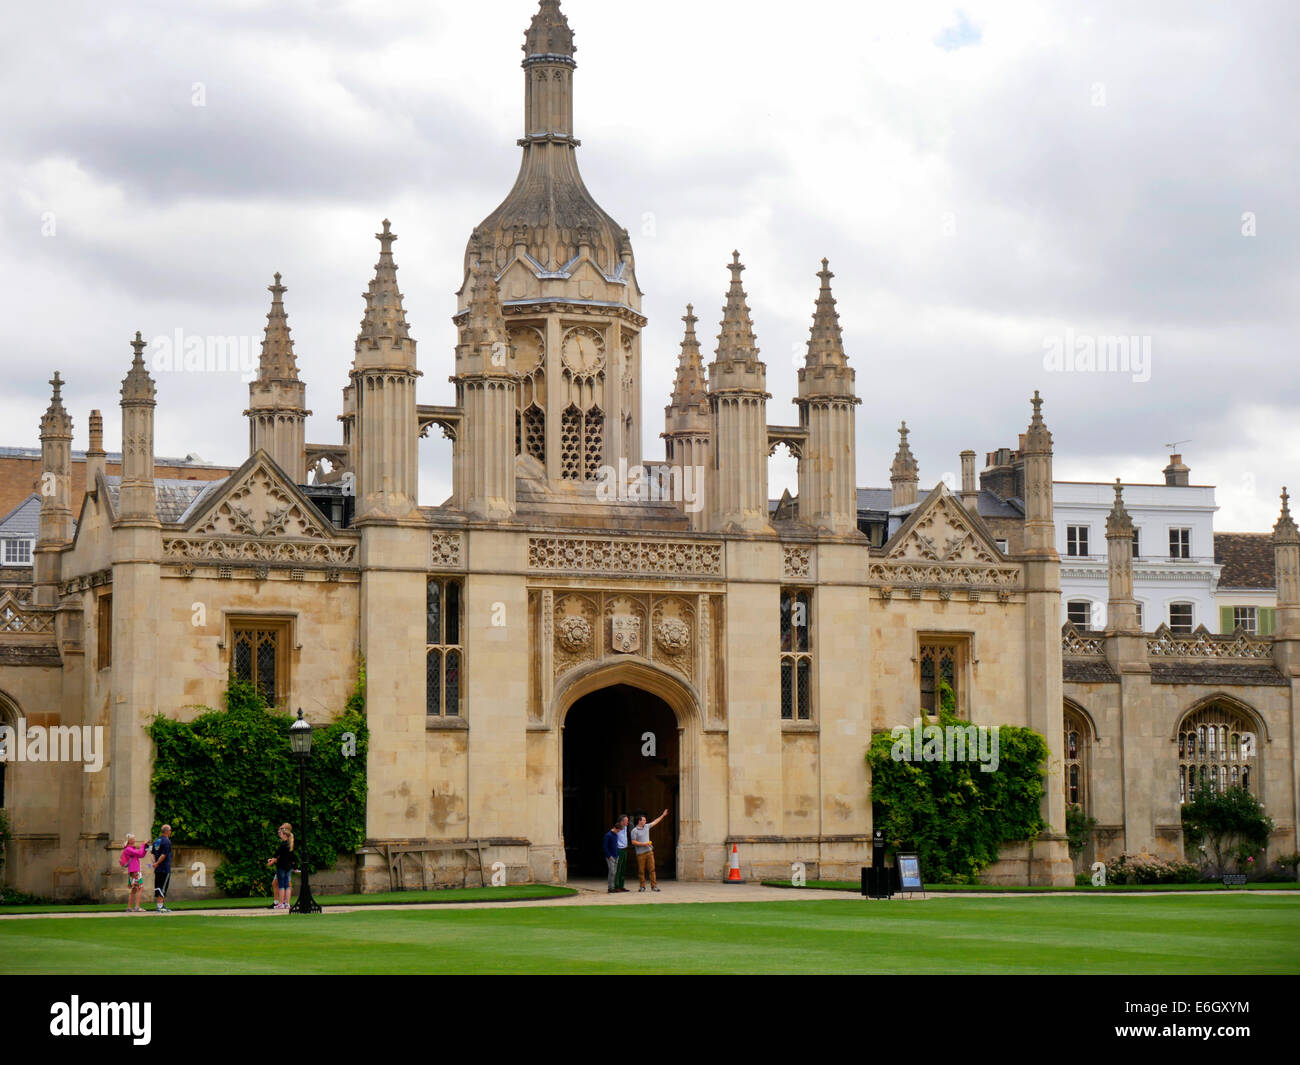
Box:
[553,593,600,676]
[782,546,811,579]
[655,617,690,654]
[557,615,593,653]
[430,533,464,569]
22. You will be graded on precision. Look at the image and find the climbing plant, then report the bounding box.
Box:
[866,682,1048,884]
[147,667,367,897]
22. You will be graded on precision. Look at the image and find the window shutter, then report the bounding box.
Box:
[1220,606,1234,634]
[1259,608,1276,637]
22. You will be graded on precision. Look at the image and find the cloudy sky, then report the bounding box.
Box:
[2,0,1296,530]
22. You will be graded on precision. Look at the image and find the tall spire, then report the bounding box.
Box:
[796,259,860,534]
[357,219,412,349]
[1025,388,1052,453]
[258,273,300,381]
[119,332,159,524]
[1275,487,1300,544]
[1106,477,1134,538]
[804,259,849,373]
[458,257,509,372]
[890,422,918,480]
[669,304,708,412]
[121,331,156,404]
[713,252,762,370]
[40,370,73,437]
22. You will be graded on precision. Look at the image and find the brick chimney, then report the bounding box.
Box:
[1163,453,1190,487]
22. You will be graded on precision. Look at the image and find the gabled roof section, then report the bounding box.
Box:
[885,482,1007,563]
[181,451,340,540]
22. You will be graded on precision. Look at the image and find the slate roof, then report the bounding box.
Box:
[1214,533,1274,589]
[104,477,226,523]
[0,494,40,538]
[1149,662,1287,686]
[977,490,1024,518]
[856,487,893,513]
[1063,659,1119,683]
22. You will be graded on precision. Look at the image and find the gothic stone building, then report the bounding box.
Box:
[2,1,1297,898]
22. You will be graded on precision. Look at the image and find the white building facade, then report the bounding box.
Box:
[1056,470,1219,634]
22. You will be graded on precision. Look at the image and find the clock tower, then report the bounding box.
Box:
[455,0,644,493]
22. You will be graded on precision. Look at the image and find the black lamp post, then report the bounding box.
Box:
[289,708,321,914]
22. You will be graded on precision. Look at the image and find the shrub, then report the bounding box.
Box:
[867,681,1048,884]
[1181,786,1272,875]
[1065,804,1097,857]
[147,668,367,897]
[0,808,10,879]
[1107,852,1201,885]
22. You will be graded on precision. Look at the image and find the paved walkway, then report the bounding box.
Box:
[0,880,873,920]
[1,881,1293,920]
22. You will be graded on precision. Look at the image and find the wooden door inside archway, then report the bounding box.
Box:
[561,684,679,879]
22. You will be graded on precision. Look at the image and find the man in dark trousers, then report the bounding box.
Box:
[603,818,621,894]
[150,824,173,913]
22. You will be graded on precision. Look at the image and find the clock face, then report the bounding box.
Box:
[562,326,605,375]
[508,326,544,374]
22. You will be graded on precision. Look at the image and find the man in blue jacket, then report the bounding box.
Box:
[603,819,621,894]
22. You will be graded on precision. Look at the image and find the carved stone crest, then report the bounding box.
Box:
[611,614,641,654]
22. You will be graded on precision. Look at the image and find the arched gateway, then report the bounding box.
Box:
[555,662,702,881]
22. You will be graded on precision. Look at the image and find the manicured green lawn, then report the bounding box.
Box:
[1,895,1297,975]
[761,878,1300,893]
[0,884,575,916]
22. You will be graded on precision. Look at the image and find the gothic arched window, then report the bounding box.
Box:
[1063,705,1091,813]
[1178,703,1257,804]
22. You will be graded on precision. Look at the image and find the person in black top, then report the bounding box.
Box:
[265,823,295,911]
[150,825,173,913]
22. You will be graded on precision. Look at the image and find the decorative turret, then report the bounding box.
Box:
[351,220,421,519]
[32,372,74,605]
[119,334,158,524]
[459,1,643,490]
[1022,391,1055,557]
[663,305,711,530]
[1274,487,1300,640]
[455,258,517,519]
[465,0,631,277]
[707,252,770,532]
[889,422,919,508]
[795,259,858,533]
[245,273,310,482]
[1105,479,1139,633]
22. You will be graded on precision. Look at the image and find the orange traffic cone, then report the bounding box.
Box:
[724,843,745,884]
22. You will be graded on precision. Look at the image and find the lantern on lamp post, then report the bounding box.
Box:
[289,708,321,914]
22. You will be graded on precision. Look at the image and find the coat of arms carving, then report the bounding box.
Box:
[611,614,641,654]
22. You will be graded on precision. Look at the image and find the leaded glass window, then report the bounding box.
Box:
[427,578,464,717]
[779,589,812,721]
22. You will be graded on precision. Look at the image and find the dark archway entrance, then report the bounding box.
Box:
[562,684,679,879]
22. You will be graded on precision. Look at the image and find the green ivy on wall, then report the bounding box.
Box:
[866,682,1048,884]
[147,668,368,897]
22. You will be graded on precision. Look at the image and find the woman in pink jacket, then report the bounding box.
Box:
[120,833,150,913]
